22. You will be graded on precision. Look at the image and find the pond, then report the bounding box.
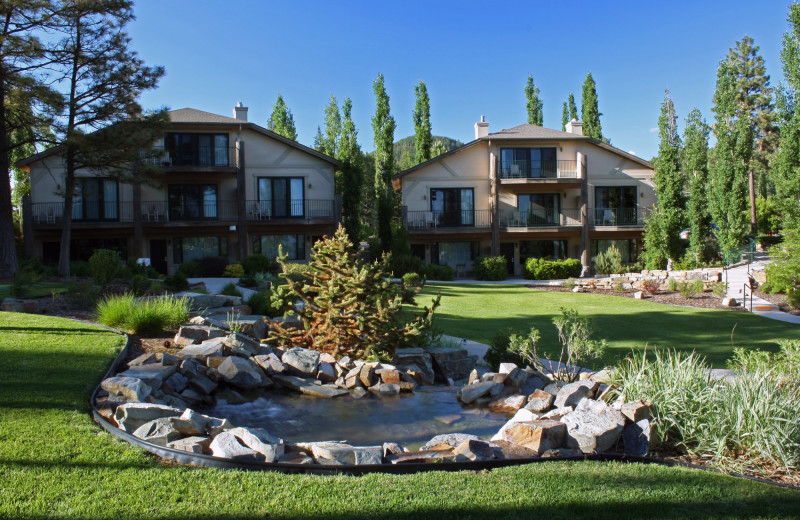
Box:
[202,387,512,450]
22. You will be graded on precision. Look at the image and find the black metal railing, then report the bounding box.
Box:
[499,160,578,179]
[246,199,335,221]
[167,200,238,221]
[500,208,581,228]
[591,207,645,226]
[141,146,238,168]
[31,201,134,223]
[405,209,491,229]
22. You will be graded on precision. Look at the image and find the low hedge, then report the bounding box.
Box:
[523,257,582,280]
[473,256,508,281]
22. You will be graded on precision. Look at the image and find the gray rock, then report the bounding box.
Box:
[502,420,566,454]
[562,408,624,454]
[209,432,263,462]
[623,419,652,457]
[519,375,546,395]
[252,353,286,375]
[116,364,177,390]
[278,451,315,465]
[100,376,152,402]
[540,406,574,421]
[349,387,367,399]
[316,362,338,383]
[307,442,383,465]
[225,426,284,462]
[553,380,598,408]
[344,367,362,389]
[178,338,226,360]
[457,380,499,404]
[128,352,180,367]
[224,332,261,356]
[359,363,378,387]
[282,347,320,378]
[168,436,211,454]
[180,409,233,437]
[164,372,189,394]
[504,368,529,388]
[452,439,496,462]
[621,400,652,423]
[427,347,476,381]
[217,356,270,389]
[488,394,527,412]
[113,402,182,432]
[207,315,268,340]
[388,449,459,464]
[383,442,407,458]
[179,358,203,378]
[338,356,355,370]
[180,388,206,405]
[368,383,401,396]
[422,433,481,450]
[174,324,226,346]
[189,373,218,395]
[498,362,518,374]
[132,417,182,446]
[467,369,479,385]
[173,292,229,310]
[540,447,584,458]
[543,381,566,394]
[394,348,435,385]
[273,374,349,398]
[525,389,555,413]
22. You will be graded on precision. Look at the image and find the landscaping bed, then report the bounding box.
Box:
[533,284,739,311]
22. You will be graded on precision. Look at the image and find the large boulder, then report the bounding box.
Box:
[488,394,527,413]
[623,419,652,457]
[217,356,270,389]
[501,420,566,454]
[209,432,262,462]
[173,292,228,310]
[272,374,349,398]
[207,315,267,340]
[457,380,500,404]
[223,332,262,356]
[303,442,383,465]
[173,324,226,346]
[427,347,477,382]
[281,347,320,378]
[452,439,496,462]
[491,408,538,442]
[525,389,555,413]
[178,338,226,360]
[562,401,625,454]
[422,433,481,451]
[180,409,233,437]
[553,380,598,408]
[224,427,284,462]
[112,403,182,432]
[100,376,152,402]
[394,348,435,386]
[252,353,286,375]
[116,364,177,390]
[167,436,211,454]
[132,417,183,446]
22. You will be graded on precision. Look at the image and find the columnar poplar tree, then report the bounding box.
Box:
[321,94,341,157]
[337,97,363,244]
[568,93,578,121]
[561,102,568,130]
[642,90,685,268]
[683,108,711,261]
[372,73,396,252]
[267,94,297,140]
[709,60,753,255]
[413,80,432,165]
[525,74,543,126]
[775,3,800,226]
[581,72,603,140]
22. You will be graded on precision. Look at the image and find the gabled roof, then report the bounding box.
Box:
[168,108,243,124]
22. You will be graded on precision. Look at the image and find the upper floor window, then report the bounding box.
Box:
[73,178,118,221]
[500,147,557,178]
[258,177,304,218]
[430,187,474,226]
[518,193,560,225]
[165,133,229,167]
[594,186,637,225]
[168,184,218,220]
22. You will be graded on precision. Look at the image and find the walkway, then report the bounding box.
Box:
[724,254,800,325]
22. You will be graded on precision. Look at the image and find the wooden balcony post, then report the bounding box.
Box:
[489,149,499,255]
[579,152,590,274]
[132,185,143,258]
[236,141,248,260]
[22,195,34,258]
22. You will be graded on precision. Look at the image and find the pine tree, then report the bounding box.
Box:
[561,101,568,131]
[525,74,543,126]
[581,72,603,140]
[775,4,800,226]
[568,93,578,121]
[709,60,753,255]
[413,80,432,165]
[642,90,685,268]
[683,108,711,262]
[321,94,341,157]
[337,97,363,244]
[267,94,297,140]
[372,73,396,252]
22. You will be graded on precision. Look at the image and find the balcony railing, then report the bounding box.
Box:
[140,146,238,168]
[591,207,646,226]
[405,209,491,229]
[500,208,582,228]
[169,200,238,221]
[246,199,335,221]
[499,160,578,179]
[31,201,135,223]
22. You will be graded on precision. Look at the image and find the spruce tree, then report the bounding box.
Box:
[683,108,711,262]
[581,72,603,140]
[561,101,568,130]
[709,60,753,255]
[312,126,324,152]
[775,3,800,226]
[337,97,363,244]
[321,94,341,157]
[372,73,396,252]
[525,74,543,126]
[568,93,578,121]
[413,80,432,165]
[267,94,297,140]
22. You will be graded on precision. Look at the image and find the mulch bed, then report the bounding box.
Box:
[530,284,743,311]
[753,289,800,316]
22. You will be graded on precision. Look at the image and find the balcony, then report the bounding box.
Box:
[31,201,134,224]
[405,209,491,230]
[140,146,239,169]
[499,160,578,180]
[168,201,238,221]
[246,199,336,221]
[500,208,581,228]
[591,207,647,227]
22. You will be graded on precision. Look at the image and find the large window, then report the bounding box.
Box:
[500,148,557,178]
[168,184,217,220]
[520,240,568,262]
[591,239,641,264]
[165,133,229,167]
[173,236,228,264]
[258,177,304,218]
[253,234,305,261]
[430,188,474,226]
[73,178,118,221]
[431,241,479,268]
[594,186,637,225]
[518,193,560,225]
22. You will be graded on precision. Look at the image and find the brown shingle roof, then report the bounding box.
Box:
[486,123,588,140]
[168,108,242,124]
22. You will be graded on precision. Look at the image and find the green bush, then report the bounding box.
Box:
[163,271,189,292]
[563,277,578,289]
[10,270,36,298]
[678,279,704,299]
[120,259,158,280]
[130,274,150,296]
[765,229,800,295]
[223,263,245,278]
[523,258,582,280]
[69,260,90,277]
[96,293,190,334]
[282,263,313,283]
[18,257,55,278]
[483,327,525,371]
[709,281,728,298]
[593,244,623,275]
[238,273,257,288]
[402,272,422,287]
[247,287,279,317]
[473,256,508,281]
[176,259,202,278]
[64,279,100,309]
[88,249,121,288]
[390,254,425,277]
[424,264,454,281]
[241,254,272,275]
[220,282,243,298]
[667,277,678,292]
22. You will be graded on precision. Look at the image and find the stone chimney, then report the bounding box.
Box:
[565,118,583,135]
[474,115,489,139]
[233,102,248,122]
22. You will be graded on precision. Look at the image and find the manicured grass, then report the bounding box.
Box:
[0,281,68,299]
[411,284,800,367]
[2,311,800,519]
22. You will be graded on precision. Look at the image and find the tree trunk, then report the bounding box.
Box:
[57,147,75,278]
[749,169,757,236]
[0,78,19,278]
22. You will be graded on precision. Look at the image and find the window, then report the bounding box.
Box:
[518,193,560,225]
[168,185,217,220]
[500,148,557,178]
[72,178,118,221]
[431,241,479,267]
[257,177,304,218]
[165,133,229,167]
[173,236,228,264]
[591,239,641,264]
[520,240,568,262]
[253,234,305,261]
[430,188,474,226]
[595,186,637,225]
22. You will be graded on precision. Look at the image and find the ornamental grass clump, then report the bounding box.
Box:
[97,293,189,334]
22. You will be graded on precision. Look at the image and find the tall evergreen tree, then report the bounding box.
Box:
[561,101,568,130]
[775,3,800,226]
[321,94,341,157]
[312,126,323,152]
[683,108,711,262]
[725,35,777,232]
[568,93,578,121]
[372,73,395,252]
[642,90,685,268]
[413,80,432,165]
[581,72,603,140]
[267,94,297,140]
[52,0,166,277]
[525,74,543,126]
[709,60,753,255]
[336,97,363,244]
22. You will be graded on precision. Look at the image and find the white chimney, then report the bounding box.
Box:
[474,115,489,139]
[233,102,248,122]
[565,118,583,135]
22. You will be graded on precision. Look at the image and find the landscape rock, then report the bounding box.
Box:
[113,403,182,432]
[344,367,362,389]
[394,348,435,385]
[501,420,566,454]
[173,324,225,346]
[307,442,383,465]
[174,292,229,310]
[369,382,401,396]
[621,400,652,423]
[467,369,479,385]
[359,363,378,387]
[423,433,481,451]
[178,339,226,360]
[217,356,270,389]
[164,372,189,394]
[278,451,315,465]
[101,376,152,403]
[553,380,598,408]
[490,440,539,460]
[209,432,263,462]
[722,297,738,307]
[180,409,233,437]
[525,389,556,413]
[282,347,320,378]
[388,449,459,464]
[207,315,268,340]
[273,374,349,398]
[225,427,284,462]
[116,364,177,391]
[540,406,574,421]
[167,436,211,454]
[562,408,624,454]
[189,373,218,395]
[452,439,496,461]
[377,368,401,384]
[498,363,518,375]
[540,448,584,458]
[349,387,367,399]
[623,419,652,457]
[488,394,527,412]
[457,380,500,404]
[427,347,477,381]
[252,353,286,375]
[128,352,180,367]
[132,417,182,446]
[317,362,338,383]
[491,408,539,442]
[543,381,566,394]
[223,332,261,356]
[504,368,529,388]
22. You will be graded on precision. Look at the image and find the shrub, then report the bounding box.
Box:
[593,244,624,275]
[483,327,525,371]
[130,274,150,296]
[247,287,279,317]
[282,262,313,283]
[220,282,243,298]
[64,279,100,309]
[96,293,190,334]
[149,281,162,294]
[788,288,800,309]
[120,259,158,280]
[424,264,454,281]
[524,258,581,280]
[18,257,55,277]
[391,254,425,278]
[69,260,90,277]
[678,279,704,299]
[223,263,245,278]
[641,278,661,296]
[473,256,508,281]
[88,249,121,288]
[176,259,202,278]
[163,272,189,292]
[562,277,577,289]
[241,254,272,275]
[709,281,728,298]
[667,277,678,292]
[238,273,257,288]
[402,272,422,287]
[765,229,800,295]
[10,269,36,298]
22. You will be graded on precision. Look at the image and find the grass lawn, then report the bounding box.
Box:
[411,284,800,367]
[2,311,800,519]
[0,281,68,300]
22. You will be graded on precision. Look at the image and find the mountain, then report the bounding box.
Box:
[394,135,464,171]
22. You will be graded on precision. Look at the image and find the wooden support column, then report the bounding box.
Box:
[489,148,499,256]
[22,195,34,258]
[236,140,248,260]
[578,152,590,274]
[132,184,143,259]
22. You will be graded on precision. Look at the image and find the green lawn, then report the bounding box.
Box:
[412,284,800,367]
[0,281,68,300]
[2,311,800,519]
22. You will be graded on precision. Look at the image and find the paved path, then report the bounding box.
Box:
[188,278,259,300]
[724,255,800,325]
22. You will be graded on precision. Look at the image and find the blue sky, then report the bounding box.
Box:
[129,0,789,160]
